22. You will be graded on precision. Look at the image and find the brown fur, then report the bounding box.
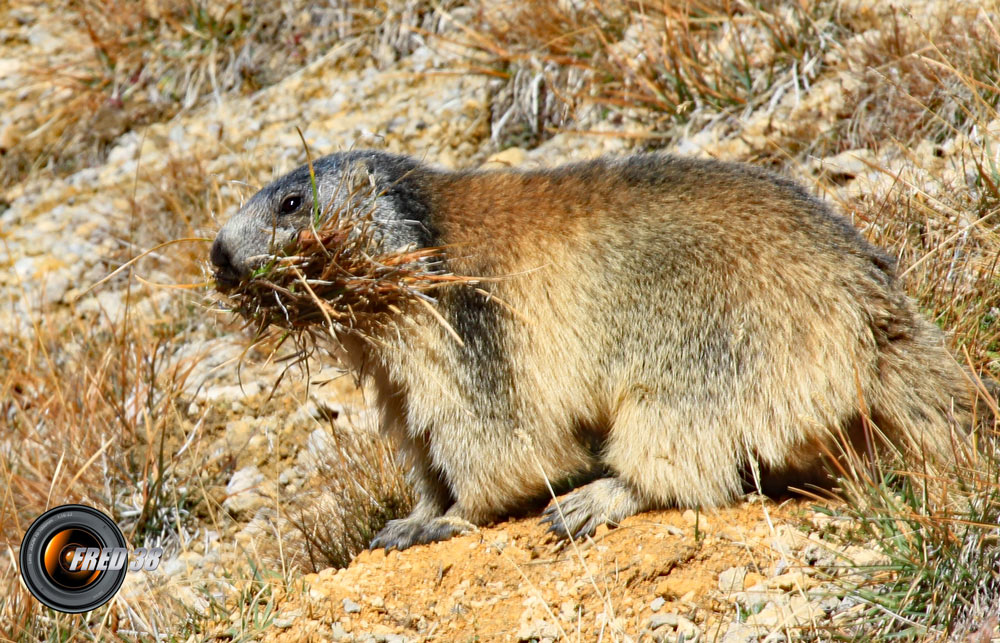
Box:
[211,152,972,549]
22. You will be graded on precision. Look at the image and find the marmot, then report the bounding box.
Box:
[211,151,971,550]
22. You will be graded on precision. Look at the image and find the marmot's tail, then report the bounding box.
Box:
[864,299,976,466]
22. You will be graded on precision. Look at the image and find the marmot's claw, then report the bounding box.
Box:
[540,498,601,542]
[540,478,637,541]
[369,521,416,551]
[370,516,476,551]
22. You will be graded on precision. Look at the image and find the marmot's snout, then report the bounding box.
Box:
[210,236,240,289]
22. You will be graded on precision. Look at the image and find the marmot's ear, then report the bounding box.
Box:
[343,160,377,198]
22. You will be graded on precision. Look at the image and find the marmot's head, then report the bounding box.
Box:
[211,150,433,288]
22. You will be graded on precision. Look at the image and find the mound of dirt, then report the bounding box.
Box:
[267,497,863,642]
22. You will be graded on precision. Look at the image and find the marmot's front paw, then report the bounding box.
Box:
[370,516,476,551]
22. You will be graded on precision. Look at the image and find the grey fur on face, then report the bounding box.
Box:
[211,151,435,288]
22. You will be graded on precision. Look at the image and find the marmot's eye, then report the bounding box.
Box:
[279,195,302,215]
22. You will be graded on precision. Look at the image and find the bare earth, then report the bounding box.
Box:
[269,497,859,642]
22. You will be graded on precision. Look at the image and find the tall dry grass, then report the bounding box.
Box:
[1,0,453,191]
[458,0,838,148]
[814,6,1000,639]
[0,129,415,643]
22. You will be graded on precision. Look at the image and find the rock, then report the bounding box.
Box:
[201,382,263,406]
[741,593,823,631]
[676,615,700,640]
[517,618,560,641]
[815,148,876,180]
[844,545,890,567]
[650,596,666,612]
[649,612,678,630]
[12,257,36,283]
[289,399,346,427]
[343,598,362,614]
[177,550,203,569]
[223,466,266,515]
[296,427,337,470]
[801,542,838,568]
[732,587,774,613]
[482,147,527,168]
[224,420,254,449]
[330,622,349,641]
[274,611,301,628]
[27,25,62,54]
[157,555,186,579]
[818,595,841,614]
[768,571,809,591]
[38,268,70,306]
[746,601,781,628]
[718,566,748,594]
[722,623,768,643]
[786,594,824,626]
[769,525,805,557]
[743,572,766,588]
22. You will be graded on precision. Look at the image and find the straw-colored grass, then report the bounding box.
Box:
[0,0,450,191]
[457,0,837,148]
[801,5,1000,639]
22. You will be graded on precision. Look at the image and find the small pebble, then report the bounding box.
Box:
[649,612,679,630]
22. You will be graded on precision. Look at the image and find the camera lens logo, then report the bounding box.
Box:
[20,505,139,613]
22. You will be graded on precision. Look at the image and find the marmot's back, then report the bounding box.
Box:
[405,155,967,513]
[211,152,972,549]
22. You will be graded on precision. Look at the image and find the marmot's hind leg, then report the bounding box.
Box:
[541,477,647,539]
[543,395,743,539]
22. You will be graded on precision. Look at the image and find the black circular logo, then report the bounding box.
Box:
[20,505,127,613]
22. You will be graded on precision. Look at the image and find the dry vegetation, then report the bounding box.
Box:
[466,0,837,149]
[220,158,478,357]
[0,151,415,639]
[0,0,452,191]
[2,0,1000,640]
[1,288,206,637]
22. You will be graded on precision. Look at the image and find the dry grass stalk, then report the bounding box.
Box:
[841,4,1000,151]
[0,304,205,638]
[282,419,414,572]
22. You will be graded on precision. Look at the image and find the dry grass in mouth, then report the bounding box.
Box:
[216,178,479,355]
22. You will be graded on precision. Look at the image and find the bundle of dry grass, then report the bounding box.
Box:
[218,185,475,346]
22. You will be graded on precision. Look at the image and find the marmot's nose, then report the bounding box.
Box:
[210,237,232,271]
[210,237,240,287]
